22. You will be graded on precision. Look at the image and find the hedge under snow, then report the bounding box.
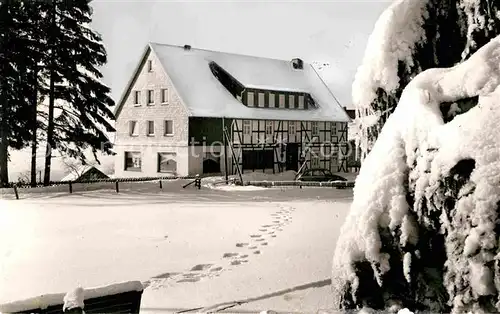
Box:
[332,33,500,313]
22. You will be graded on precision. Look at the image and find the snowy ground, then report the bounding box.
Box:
[0,183,352,313]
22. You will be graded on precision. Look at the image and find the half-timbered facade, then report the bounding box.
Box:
[113,43,351,178]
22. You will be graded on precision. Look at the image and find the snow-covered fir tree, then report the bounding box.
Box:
[353,0,500,160]
[41,0,115,185]
[0,1,40,187]
[332,0,500,313]
[0,0,115,186]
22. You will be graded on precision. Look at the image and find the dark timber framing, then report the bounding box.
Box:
[226,118,348,175]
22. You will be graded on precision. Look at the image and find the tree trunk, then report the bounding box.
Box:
[0,108,8,187]
[0,67,8,187]
[30,65,38,187]
[43,2,56,186]
[43,75,54,186]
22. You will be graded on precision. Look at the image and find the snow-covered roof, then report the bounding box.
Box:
[61,165,91,182]
[116,43,350,122]
[60,165,106,182]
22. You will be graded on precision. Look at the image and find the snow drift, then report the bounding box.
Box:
[332,33,500,313]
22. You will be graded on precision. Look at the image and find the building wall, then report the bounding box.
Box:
[115,48,190,177]
[115,144,190,177]
[188,145,227,176]
[228,119,349,174]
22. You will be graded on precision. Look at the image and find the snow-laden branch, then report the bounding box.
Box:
[332,34,500,312]
[352,0,429,110]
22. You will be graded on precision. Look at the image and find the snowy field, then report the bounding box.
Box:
[0,183,352,313]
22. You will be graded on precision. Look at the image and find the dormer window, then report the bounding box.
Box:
[258,92,265,108]
[298,95,305,109]
[278,94,285,108]
[247,92,255,107]
[289,95,295,109]
[269,93,275,108]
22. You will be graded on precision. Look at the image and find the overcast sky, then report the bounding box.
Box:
[90,0,391,109]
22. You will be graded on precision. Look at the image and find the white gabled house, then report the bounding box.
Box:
[113,43,351,178]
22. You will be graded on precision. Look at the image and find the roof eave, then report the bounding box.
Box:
[113,44,154,118]
[310,66,351,123]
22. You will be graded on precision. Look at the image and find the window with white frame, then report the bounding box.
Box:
[312,122,319,136]
[129,121,139,136]
[278,94,285,108]
[247,92,255,106]
[158,153,177,173]
[164,120,174,136]
[289,95,295,109]
[288,121,296,136]
[265,121,273,135]
[161,88,169,104]
[147,120,155,136]
[125,152,141,171]
[258,92,265,108]
[133,91,140,105]
[331,122,337,134]
[243,120,251,135]
[269,93,275,108]
[147,90,154,105]
[311,156,320,168]
[298,95,305,109]
[147,60,153,72]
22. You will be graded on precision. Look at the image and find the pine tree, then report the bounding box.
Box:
[42,0,115,185]
[16,2,48,187]
[0,1,37,187]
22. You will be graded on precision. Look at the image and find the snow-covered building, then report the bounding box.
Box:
[113,43,351,178]
[60,165,109,182]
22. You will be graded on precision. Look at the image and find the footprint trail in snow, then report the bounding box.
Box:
[148,204,295,289]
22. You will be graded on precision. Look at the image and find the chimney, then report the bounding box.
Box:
[291,58,303,70]
[183,44,191,50]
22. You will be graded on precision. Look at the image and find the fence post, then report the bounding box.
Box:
[13,185,19,200]
[115,181,119,193]
[69,182,73,194]
[159,180,162,189]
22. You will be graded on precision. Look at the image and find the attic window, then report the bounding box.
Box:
[278,94,285,108]
[133,91,141,105]
[247,92,255,107]
[147,60,153,72]
[289,95,295,109]
[269,93,275,108]
[298,95,305,109]
[258,92,265,108]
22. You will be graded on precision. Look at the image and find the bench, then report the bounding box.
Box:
[0,281,144,314]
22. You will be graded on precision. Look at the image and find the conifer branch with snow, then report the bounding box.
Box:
[332,33,500,313]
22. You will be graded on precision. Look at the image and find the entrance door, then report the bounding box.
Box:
[286,143,299,171]
[203,158,221,174]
